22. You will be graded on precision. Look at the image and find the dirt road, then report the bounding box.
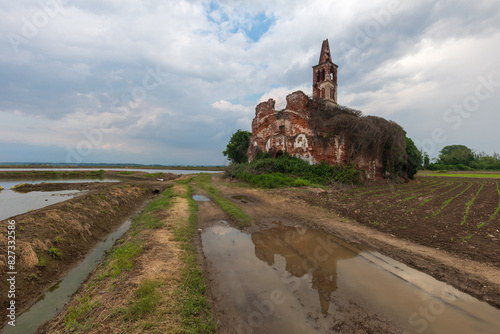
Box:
[196,175,500,333]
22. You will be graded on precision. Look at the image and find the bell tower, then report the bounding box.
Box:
[313,39,338,103]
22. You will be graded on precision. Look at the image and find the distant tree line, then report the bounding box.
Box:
[421,145,500,171]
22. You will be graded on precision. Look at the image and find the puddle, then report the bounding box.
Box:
[192,195,210,202]
[202,223,500,334]
[2,219,133,334]
[232,195,253,204]
[0,179,118,221]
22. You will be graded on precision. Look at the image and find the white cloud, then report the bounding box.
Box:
[211,100,252,113]
[0,0,499,164]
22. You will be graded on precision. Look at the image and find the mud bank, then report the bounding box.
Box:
[0,180,171,328]
[0,170,179,182]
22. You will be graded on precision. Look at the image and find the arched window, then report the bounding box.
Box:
[321,88,325,98]
[321,69,326,81]
[316,70,320,83]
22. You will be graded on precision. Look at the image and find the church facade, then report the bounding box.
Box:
[247,39,385,180]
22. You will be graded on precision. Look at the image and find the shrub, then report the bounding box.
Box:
[48,247,62,259]
[226,154,362,188]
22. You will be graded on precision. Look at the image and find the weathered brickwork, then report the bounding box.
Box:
[247,40,385,180]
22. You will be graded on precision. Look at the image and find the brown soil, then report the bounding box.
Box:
[196,175,500,333]
[0,179,171,329]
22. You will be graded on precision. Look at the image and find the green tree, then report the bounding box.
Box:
[223,130,252,164]
[438,145,474,166]
[405,136,423,176]
[423,152,430,169]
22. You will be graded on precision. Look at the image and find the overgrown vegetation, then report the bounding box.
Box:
[307,98,411,178]
[195,173,251,226]
[226,153,362,187]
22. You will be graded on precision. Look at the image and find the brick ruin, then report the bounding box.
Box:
[247,39,394,180]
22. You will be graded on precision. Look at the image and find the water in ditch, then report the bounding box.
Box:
[2,219,133,334]
[201,222,500,334]
[0,179,118,221]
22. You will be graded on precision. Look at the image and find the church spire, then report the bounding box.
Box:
[318,39,332,64]
[313,39,338,103]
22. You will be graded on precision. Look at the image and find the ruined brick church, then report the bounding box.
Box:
[247,39,399,180]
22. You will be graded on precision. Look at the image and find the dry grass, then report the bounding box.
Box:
[18,242,39,268]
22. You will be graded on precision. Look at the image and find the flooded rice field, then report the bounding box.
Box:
[202,222,500,334]
[0,179,118,221]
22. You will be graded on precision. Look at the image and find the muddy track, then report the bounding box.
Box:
[198,176,500,333]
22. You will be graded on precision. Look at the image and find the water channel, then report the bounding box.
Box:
[2,219,133,334]
[202,222,500,333]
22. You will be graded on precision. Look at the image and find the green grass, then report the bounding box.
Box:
[36,257,47,267]
[423,173,500,179]
[116,171,134,175]
[125,279,161,321]
[462,183,485,225]
[195,173,251,227]
[65,294,101,330]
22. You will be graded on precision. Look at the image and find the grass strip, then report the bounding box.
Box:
[175,182,218,333]
[195,173,251,227]
[424,173,500,179]
[461,183,485,225]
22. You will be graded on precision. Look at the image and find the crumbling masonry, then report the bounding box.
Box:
[247,39,386,180]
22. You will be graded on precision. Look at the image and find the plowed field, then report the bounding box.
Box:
[313,176,500,266]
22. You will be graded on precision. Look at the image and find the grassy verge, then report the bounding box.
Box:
[195,173,251,227]
[175,181,217,333]
[423,173,500,179]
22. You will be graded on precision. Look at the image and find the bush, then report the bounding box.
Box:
[226,154,362,188]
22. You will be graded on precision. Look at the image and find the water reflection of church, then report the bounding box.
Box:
[252,224,358,316]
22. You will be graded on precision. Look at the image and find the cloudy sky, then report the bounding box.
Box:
[1,0,499,165]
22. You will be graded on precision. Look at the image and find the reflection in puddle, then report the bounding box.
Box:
[202,223,500,334]
[252,226,357,316]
